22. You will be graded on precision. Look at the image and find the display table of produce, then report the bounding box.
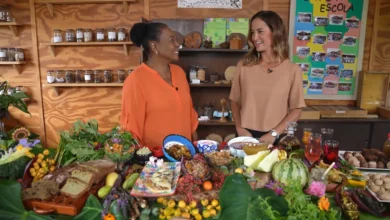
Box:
[1,120,390,220]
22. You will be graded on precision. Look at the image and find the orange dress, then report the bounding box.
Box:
[120,63,198,147]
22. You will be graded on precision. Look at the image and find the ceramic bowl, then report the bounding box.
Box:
[197,140,218,153]
[163,134,196,162]
[227,136,259,158]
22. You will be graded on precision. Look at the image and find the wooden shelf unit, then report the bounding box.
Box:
[0,22,20,37]
[44,83,123,96]
[40,42,134,57]
[35,0,137,16]
[179,48,249,53]
[0,61,27,74]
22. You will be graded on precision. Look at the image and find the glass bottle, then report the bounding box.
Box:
[65,70,75,83]
[0,48,7,61]
[383,133,390,157]
[75,70,84,83]
[53,29,62,43]
[103,70,112,83]
[0,6,5,21]
[47,70,55,83]
[84,29,93,42]
[278,122,301,154]
[117,69,125,83]
[76,28,84,42]
[84,70,93,83]
[107,28,116,42]
[96,28,105,42]
[117,28,126,41]
[55,70,65,83]
[15,48,24,61]
[7,48,15,61]
[94,70,103,83]
[65,29,75,42]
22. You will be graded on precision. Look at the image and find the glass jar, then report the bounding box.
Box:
[7,48,15,61]
[94,70,103,83]
[127,69,133,78]
[84,29,93,42]
[117,69,125,83]
[0,6,6,21]
[65,70,75,83]
[55,70,65,83]
[84,70,93,83]
[47,70,55,83]
[96,28,105,42]
[6,11,12,22]
[76,28,84,42]
[103,70,113,83]
[75,70,84,83]
[107,28,116,42]
[15,48,24,61]
[118,28,126,41]
[0,48,7,61]
[53,29,62,43]
[65,29,75,42]
[197,67,206,81]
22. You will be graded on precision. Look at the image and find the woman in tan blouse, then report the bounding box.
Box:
[229,10,306,144]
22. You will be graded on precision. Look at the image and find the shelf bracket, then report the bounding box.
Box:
[48,45,56,57]
[123,44,129,56]
[122,1,131,14]
[46,3,54,17]
[8,25,18,37]
[52,87,59,96]
[12,64,21,74]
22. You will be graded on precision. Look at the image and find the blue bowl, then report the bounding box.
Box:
[163,134,196,162]
[197,140,218,153]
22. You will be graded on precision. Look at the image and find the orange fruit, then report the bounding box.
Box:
[203,181,213,191]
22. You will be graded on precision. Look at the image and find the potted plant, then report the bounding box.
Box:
[0,81,30,119]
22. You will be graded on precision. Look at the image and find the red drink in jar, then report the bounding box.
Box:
[323,140,339,163]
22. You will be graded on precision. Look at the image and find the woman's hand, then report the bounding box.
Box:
[236,127,252,137]
[259,132,276,145]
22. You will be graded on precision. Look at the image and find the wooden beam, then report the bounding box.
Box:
[48,45,55,57]
[12,64,21,74]
[144,0,149,20]
[36,0,136,3]
[52,87,59,96]
[122,1,129,14]
[123,44,128,56]
[262,0,268,10]
[46,3,54,17]
[8,25,18,37]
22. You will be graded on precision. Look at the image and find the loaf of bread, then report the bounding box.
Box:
[60,177,89,199]
[31,179,60,195]
[23,187,51,201]
[71,169,95,186]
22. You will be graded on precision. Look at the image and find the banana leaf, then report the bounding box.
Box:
[74,195,102,220]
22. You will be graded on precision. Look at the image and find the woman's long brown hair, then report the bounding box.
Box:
[243,11,289,66]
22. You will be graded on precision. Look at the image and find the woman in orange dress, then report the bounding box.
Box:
[120,22,198,147]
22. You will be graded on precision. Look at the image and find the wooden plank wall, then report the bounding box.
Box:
[0,0,387,146]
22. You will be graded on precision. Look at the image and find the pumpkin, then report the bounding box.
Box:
[271,153,309,188]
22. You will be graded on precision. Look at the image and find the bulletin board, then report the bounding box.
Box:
[289,0,369,100]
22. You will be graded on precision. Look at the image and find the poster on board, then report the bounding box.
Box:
[289,0,368,100]
[177,0,242,9]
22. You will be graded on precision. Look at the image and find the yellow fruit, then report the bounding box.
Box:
[36,158,42,164]
[165,216,172,220]
[174,209,181,217]
[29,168,35,173]
[178,200,186,208]
[157,197,165,204]
[162,200,168,206]
[167,200,176,208]
[190,200,197,208]
[216,205,221,211]
[43,149,49,156]
[105,172,119,187]
[41,161,47,167]
[163,208,172,216]
[38,168,45,173]
[235,168,244,174]
[191,208,199,216]
[33,165,40,170]
[50,166,55,172]
[200,199,209,207]
[33,162,39,167]
[211,199,219,207]
[194,214,202,220]
[38,154,44,159]
[181,212,190,218]
[184,206,191,213]
[209,209,217,216]
[206,205,213,210]
[158,214,166,219]
[202,210,211,218]
[31,171,36,177]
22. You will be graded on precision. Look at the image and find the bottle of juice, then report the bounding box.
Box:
[279,122,301,154]
[383,133,390,157]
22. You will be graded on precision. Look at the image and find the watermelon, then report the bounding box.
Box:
[271,153,309,188]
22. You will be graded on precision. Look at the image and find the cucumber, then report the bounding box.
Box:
[122,173,139,190]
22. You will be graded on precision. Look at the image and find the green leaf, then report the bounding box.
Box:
[74,195,102,220]
[254,188,288,216]
[109,200,125,220]
[0,180,53,220]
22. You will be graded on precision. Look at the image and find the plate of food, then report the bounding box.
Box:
[338,150,390,171]
[163,134,196,162]
[364,172,390,203]
[130,162,181,197]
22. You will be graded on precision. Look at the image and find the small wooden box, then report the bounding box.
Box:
[229,38,243,49]
[300,107,320,120]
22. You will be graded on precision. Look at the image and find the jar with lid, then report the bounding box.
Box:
[65,70,75,83]
[55,70,65,83]
[197,67,206,81]
[96,28,105,42]
[84,29,93,42]
[15,48,24,61]
[107,28,117,42]
[75,70,84,83]
[76,28,84,42]
[53,29,62,43]
[84,70,93,83]
[127,69,133,78]
[6,11,12,22]
[47,70,55,83]
[117,69,126,83]
[94,70,103,83]
[0,48,7,61]
[103,70,113,83]
[7,48,15,61]
[117,28,126,41]
[65,29,75,42]
[0,6,6,21]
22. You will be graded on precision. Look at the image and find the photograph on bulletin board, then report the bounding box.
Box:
[289,0,369,100]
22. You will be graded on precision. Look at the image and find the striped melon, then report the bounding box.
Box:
[271,154,309,188]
